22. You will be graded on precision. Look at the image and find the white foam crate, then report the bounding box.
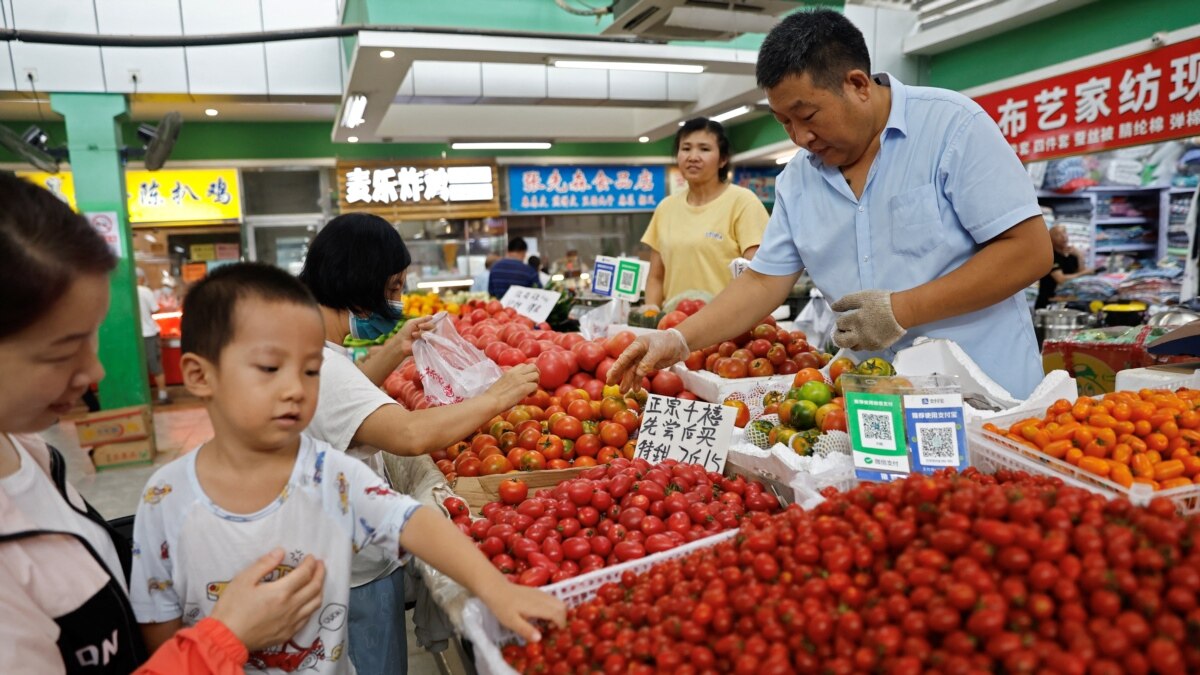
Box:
[461,529,737,675]
[969,410,1200,515]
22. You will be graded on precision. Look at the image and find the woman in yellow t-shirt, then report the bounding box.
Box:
[641,117,770,309]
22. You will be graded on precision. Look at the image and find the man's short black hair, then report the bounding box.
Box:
[508,237,528,253]
[674,118,731,183]
[182,262,319,362]
[299,213,411,319]
[756,9,871,92]
[0,172,117,340]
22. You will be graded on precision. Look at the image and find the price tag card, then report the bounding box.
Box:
[592,256,617,297]
[634,394,735,473]
[903,393,969,475]
[500,286,561,323]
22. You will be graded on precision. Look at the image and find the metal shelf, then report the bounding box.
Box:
[1094,243,1156,253]
[1094,217,1150,225]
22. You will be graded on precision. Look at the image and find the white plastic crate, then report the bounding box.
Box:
[461,529,737,675]
[969,411,1200,515]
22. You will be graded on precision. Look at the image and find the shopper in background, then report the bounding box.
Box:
[1036,225,1093,309]
[299,213,539,675]
[488,237,541,299]
[528,255,551,286]
[130,263,564,672]
[609,9,1052,399]
[0,172,326,674]
[137,268,170,404]
[471,254,500,293]
[641,117,769,312]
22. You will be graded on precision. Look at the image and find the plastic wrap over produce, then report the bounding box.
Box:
[382,454,474,632]
[579,299,629,340]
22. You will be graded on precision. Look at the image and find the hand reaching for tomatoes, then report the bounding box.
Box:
[478,583,568,644]
[486,363,540,410]
[607,328,690,393]
[387,315,434,360]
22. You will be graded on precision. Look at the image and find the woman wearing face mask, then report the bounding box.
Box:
[298,213,539,675]
[0,173,326,674]
[642,117,770,311]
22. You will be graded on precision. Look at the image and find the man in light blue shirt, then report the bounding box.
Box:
[607,9,1052,399]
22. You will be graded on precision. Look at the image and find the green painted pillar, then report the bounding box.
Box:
[51,93,150,410]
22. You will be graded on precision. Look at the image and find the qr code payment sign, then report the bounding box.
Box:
[618,270,636,291]
[857,410,896,450]
[914,422,960,467]
[595,269,611,288]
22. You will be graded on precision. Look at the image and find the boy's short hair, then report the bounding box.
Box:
[508,237,528,253]
[182,262,319,362]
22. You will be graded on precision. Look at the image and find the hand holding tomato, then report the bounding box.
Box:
[478,583,567,643]
[487,364,540,410]
[606,329,690,393]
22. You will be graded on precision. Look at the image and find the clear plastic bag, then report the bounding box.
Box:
[579,299,629,340]
[412,312,503,406]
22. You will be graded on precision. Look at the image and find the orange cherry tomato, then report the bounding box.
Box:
[1078,456,1111,477]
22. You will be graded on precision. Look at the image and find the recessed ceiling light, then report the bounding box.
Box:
[347,136,359,143]
[204,108,219,117]
[552,59,704,74]
[638,136,650,143]
[379,50,396,59]
[451,141,552,150]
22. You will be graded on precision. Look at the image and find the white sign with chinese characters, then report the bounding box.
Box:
[500,286,561,324]
[343,165,494,205]
[635,394,736,473]
[84,212,123,258]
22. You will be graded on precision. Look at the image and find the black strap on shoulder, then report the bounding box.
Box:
[46,445,135,585]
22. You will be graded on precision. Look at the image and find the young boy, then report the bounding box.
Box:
[129,263,564,673]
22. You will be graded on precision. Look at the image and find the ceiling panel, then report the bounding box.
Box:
[262,0,342,95]
[180,0,267,95]
[97,0,188,94]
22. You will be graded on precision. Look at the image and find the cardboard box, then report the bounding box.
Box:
[91,437,156,471]
[75,405,152,447]
[452,467,589,513]
[1042,326,1162,396]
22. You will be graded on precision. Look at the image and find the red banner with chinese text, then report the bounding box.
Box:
[973,36,1200,163]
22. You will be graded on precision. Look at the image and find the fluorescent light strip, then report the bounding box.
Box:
[341,94,367,129]
[417,279,474,289]
[552,59,704,74]
[711,105,752,123]
[451,142,552,150]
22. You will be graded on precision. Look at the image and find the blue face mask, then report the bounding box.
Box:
[349,301,405,341]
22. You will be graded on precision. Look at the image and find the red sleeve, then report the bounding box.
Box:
[133,618,248,675]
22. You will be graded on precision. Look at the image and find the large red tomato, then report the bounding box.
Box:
[498,478,528,504]
[536,351,569,390]
[575,342,607,373]
[606,331,636,359]
[650,371,684,397]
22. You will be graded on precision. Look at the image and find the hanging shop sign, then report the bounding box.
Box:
[336,159,499,220]
[973,35,1200,163]
[732,166,782,203]
[18,169,243,224]
[507,165,667,213]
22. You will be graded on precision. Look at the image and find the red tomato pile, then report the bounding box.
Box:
[504,468,1200,674]
[453,458,780,587]
[682,317,831,380]
[432,387,646,480]
[385,300,697,410]
[655,298,706,331]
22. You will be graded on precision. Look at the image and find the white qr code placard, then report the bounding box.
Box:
[914,422,959,467]
[858,410,897,450]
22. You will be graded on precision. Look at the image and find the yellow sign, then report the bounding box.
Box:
[190,244,216,261]
[17,169,242,224]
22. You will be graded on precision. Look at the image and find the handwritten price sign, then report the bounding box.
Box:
[500,286,561,323]
[635,394,736,473]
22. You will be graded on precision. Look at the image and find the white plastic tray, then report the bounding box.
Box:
[969,410,1200,515]
[461,529,737,675]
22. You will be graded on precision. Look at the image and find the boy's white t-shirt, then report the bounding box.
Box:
[129,435,421,675]
[307,342,405,587]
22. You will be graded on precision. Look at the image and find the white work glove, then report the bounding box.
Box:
[830,289,906,351]
[607,328,690,393]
